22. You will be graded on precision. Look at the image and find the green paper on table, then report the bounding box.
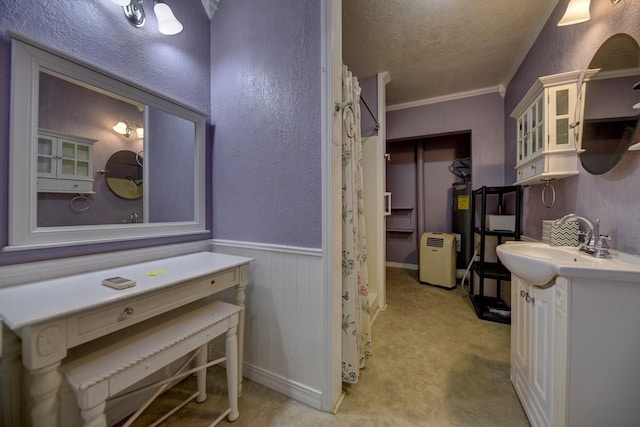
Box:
[145,269,170,277]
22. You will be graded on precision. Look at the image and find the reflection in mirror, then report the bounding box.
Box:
[37,71,144,226]
[579,34,640,175]
[105,150,143,201]
[9,36,207,249]
[148,108,195,223]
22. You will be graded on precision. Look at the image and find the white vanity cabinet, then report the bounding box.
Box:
[511,71,582,186]
[511,275,556,427]
[511,273,640,427]
[37,129,96,193]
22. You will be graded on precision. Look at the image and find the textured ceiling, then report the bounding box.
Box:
[343,0,559,107]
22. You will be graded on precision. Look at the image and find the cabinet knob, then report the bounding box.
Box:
[119,306,135,320]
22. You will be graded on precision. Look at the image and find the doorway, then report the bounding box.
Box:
[385,132,471,269]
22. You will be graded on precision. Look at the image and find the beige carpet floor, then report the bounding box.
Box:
[126,267,529,426]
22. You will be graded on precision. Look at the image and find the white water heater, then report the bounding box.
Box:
[419,232,457,288]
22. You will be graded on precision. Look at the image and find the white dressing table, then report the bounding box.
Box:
[0,251,251,427]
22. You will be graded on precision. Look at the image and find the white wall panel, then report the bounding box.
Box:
[210,240,324,409]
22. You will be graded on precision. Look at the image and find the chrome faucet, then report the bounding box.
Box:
[555,214,611,258]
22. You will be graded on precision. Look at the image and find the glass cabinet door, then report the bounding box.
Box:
[37,135,56,177]
[548,86,573,148]
[532,95,545,153]
[517,116,525,162]
[59,140,91,179]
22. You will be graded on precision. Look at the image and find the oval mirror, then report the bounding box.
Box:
[105,150,143,200]
[579,34,640,175]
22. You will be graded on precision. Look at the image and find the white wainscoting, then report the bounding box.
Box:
[210,239,324,410]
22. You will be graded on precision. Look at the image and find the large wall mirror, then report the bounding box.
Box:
[8,35,207,249]
[578,33,640,175]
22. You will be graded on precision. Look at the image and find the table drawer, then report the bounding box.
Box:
[66,268,238,347]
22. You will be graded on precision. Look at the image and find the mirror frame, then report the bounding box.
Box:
[7,35,208,250]
[577,33,640,174]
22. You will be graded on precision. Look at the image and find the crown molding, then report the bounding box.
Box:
[386,84,505,112]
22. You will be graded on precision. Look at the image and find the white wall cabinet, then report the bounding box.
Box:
[511,71,582,186]
[37,130,96,193]
[511,273,640,427]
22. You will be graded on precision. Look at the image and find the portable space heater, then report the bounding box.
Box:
[419,232,456,288]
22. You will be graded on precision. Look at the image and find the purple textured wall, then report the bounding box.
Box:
[505,0,640,254]
[210,0,322,248]
[0,0,211,265]
[387,92,506,188]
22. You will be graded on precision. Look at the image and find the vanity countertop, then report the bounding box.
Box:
[0,251,252,330]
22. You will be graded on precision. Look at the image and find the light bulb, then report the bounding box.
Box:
[154,1,183,35]
[136,126,144,138]
[558,0,591,26]
[113,121,132,137]
[110,0,131,6]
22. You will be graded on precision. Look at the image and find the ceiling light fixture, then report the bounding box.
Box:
[558,0,591,26]
[113,121,144,138]
[110,0,182,35]
[113,121,133,137]
[154,0,183,35]
[558,0,624,27]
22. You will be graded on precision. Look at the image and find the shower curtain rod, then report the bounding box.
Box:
[360,96,380,132]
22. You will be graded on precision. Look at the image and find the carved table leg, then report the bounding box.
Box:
[78,401,107,427]
[30,362,62,427]
[22,321,67,427]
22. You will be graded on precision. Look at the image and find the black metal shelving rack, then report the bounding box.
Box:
[470,185,522,324]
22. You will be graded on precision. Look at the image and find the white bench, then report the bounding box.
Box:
[61,299,241,427]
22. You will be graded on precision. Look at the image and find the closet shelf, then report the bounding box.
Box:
[474,227,518,237]
[469,295,511,325]
[472,262,510,281]
[390,206,414,211]
[386,227,415,233]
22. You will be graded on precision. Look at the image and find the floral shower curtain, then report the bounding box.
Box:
[341,65,372,383]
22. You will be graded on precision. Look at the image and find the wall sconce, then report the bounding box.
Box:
[113,121,144,138]
[558,0,623,26]
[110,0,183,35]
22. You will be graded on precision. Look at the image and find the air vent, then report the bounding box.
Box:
[426,237,444,248]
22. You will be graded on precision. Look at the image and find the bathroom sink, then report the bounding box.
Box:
[496,241,640,286]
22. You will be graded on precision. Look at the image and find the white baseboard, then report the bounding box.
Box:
[242,362,323,411]
[386,261,419,270]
